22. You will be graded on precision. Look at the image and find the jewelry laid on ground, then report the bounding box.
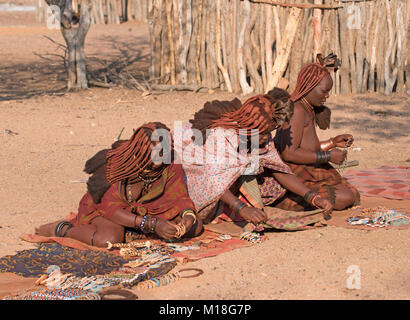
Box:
[3,288,102,300]
[347,206,409,228]
[240,231,262,244]
[166,243,200,252]
[218,234,232,241]
[132,268,204,290]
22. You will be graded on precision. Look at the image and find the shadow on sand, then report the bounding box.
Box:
[0,34,150,101]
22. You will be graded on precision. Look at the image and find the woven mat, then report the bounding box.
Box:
[344,166,410,200]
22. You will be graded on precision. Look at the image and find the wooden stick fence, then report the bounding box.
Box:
[150,0,408,95]
[36,0,408,95]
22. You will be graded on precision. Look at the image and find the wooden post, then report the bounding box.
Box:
[186,0,199,85]
[313,0,323,57]
[369,0,382,92]
[396,0,407,93]
[355,1,364,93]
[195,0,203,85]
[266,7,302,93]
[231,0,241,92]
[361,1,375,92]
[165,0,176,85]
[244,1,263,93]
[148,0,163,83]
[259,4,267,91]
[265,5,273,88]
[207,0,219,88]
[339,4,350,94]
[215,0,232,92]
[238,0,253,94]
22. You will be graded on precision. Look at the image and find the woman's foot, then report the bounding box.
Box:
[34,220,65,237]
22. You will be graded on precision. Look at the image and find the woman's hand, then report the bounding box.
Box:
[314,197,333,219]
[333,134,353,148]
[330,148,347,165]
[154,219,178,240]
[238,207,267,225]
[180,214,195,233]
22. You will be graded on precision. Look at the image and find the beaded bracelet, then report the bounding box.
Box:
[133,215,138,229]
[303,190,319,206]
[235,202,246,214]
[303,190,314,203]
[149,217,157,233]
[140,215,148,233]
[231,199,247,214]
[316,151,331,164]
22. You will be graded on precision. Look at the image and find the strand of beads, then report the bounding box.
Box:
[23,288,94,300]
[106,240,151,250]
[134,272,181,290]
[240,231,262,244]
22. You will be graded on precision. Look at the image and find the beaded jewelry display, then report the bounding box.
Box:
[240,231,262,244]
[3,288,101,300]
[347,206,409,228]
[133,268,204,290]
[106,240,151,250]
[218,234,232,241]
[106,240,174,258]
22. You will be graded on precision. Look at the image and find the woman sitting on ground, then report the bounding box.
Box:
[273,53,360,212]
[173,92,334,231]
[35,122,202,247]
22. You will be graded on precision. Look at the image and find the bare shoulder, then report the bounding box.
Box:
[289,101,306,123]
[293,101,306,114]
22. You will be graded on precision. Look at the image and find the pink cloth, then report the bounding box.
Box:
[173,123,292,221]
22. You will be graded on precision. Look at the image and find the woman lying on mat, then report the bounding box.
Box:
[173,91,333,231]
[273,53,360,212]
[35,122,203,247]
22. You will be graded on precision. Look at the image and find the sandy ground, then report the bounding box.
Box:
[0,11,409,300]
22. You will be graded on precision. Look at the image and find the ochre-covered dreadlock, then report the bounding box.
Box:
[189,94,293,143]
[208,95,277,135]
[106,122,171,185]
[290,53,341,102]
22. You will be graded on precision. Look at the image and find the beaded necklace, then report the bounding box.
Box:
[300,97,315,119]
[126,172,162,203]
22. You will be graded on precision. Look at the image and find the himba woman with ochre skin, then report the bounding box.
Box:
[174,92,334,231]
[35,122,203,247]
[274,53,360,212]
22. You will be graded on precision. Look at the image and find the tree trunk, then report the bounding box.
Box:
[45,0,92,91]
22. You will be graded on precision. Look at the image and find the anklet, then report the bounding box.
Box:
[55,221,73,237]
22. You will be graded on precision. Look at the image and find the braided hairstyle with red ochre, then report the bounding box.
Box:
[289,53,340,129]
[209,95,278,135]
[106,122,172,185]
[290,53,341,102]
[190,94,292,144]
